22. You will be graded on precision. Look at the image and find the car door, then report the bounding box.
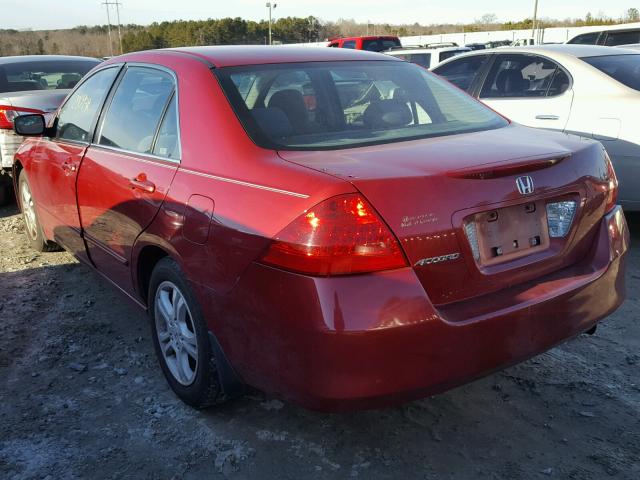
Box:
[76,65,179,294]
[432,54,492,94]
[478,54,574,130]
[32,66,120,260]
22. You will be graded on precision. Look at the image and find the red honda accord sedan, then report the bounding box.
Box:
[12,46,628,411]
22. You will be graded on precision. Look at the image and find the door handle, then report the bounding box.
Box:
[129,173,156,193]
[535,115,560,120]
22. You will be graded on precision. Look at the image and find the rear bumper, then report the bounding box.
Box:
[203,207,628,411]
[0,129,23,170]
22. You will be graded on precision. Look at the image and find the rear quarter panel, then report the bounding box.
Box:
[129,53,353,302]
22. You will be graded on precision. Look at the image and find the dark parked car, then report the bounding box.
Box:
[567,26,640,46]
[13,46,628,411]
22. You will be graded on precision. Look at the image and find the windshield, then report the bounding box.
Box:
[582,54,640,91]
[217,61,508,150]
[0,59,100,93]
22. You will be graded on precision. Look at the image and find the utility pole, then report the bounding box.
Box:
[531,0,539,45]
[114,1,123,54]
[102,1,123,56]
[266,2,277,45]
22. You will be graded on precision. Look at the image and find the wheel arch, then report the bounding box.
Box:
[12,159,24,208]
[135,243,171,305]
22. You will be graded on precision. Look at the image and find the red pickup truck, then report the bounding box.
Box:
[327,35,401,52]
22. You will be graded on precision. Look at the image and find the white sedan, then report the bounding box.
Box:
[433,44,640,210]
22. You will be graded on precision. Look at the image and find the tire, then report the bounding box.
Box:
[18,172,60,252]
[148,257,226,408]
[0,175,14,206]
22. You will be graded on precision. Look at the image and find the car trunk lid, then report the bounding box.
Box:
[278,125,612,305]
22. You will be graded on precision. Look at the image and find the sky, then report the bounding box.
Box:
[2,0,637,30]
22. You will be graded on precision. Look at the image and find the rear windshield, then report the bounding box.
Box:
[439,49,469,63]
[217,61,508,150]
[582,54,640,91]
[362,38,401,52]
[0,59,100,93]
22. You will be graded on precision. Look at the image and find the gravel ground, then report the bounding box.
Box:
[1,203,639,480]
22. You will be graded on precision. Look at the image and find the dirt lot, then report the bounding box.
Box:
[0,202,638,480]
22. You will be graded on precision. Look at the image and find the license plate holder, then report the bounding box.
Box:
[473,201,550,266]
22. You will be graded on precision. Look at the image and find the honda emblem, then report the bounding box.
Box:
[516,176,534,195]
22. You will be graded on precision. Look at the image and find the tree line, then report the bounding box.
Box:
[1,8,639,58]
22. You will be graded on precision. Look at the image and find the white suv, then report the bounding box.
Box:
[384,44,472,69]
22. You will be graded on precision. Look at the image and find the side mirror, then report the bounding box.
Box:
[14,114,46,136]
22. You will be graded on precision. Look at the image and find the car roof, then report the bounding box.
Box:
[129,46,402,68]
[0,55,100,65]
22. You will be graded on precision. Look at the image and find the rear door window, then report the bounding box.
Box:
[433,55,489,92]
[342,40,356,49]
[56,66,119,143]
[152,95,180,160]
[604,30,640,46]
[480,54,567,98]
[98,66,175,154]
[582,54,640,91]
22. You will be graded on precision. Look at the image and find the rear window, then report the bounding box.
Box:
[217,60,508,150]
[0,59,100,93]
[439,49,469,63]
[582,54,640,91]
[362,38,401,52]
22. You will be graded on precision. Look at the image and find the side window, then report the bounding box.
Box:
[547,69,571,96]
[480,55,561,99]
[98,66,174,154]
[604,31,640,46]
[56,67,119,143]
[433,55,489,92]
[152,95,179,160]
[409,53,431,68]
[568,32,600,45]
[342,40,356,49]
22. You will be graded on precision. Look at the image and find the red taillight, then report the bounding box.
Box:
[604,150,618,213]
[261,194,408,276]
[0,105,45,130]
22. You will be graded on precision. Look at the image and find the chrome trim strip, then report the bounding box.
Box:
[89,143,180,168]
[179,168,310,198]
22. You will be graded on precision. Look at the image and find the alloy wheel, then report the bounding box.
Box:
[154,281,199,386]
[20,180,38,241]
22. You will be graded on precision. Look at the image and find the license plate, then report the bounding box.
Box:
[473,201,549,266]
